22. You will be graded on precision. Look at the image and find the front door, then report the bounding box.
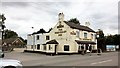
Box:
[55,45,57,54]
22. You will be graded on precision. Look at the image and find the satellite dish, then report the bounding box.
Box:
[85,22,90,27]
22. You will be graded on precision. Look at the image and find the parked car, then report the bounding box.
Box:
[0,50,4,58]
[0,50,22,68]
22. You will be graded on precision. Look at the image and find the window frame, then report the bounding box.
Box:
[36,35,39,40]
[37,44,40,50]
[91,34,93,39]
[46,36,50,40]
[64,45,69,51]
[84,32,87,39]
[49,45,51,50]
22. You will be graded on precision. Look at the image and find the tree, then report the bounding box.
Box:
[97,29,106,52]
[68,18,80,24]
[4,29,18,39]
[0,14,6,40]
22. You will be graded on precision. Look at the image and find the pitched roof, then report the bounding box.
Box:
[2,38,24,44]
[32,28,47,34]
[75,40,96,44]
[46,39,59,44]
[64,21,95,32]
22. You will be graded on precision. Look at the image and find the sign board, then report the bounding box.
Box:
[106,45,116,51]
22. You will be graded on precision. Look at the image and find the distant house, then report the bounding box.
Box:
[2,38,25,51]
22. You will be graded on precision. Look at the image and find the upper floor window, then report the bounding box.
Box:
[36,35,39,40]
[46,36,50,40]
[91,34,93,39]
[76,31,80,38]
[84,33,87,39]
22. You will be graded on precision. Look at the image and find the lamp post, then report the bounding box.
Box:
[32,27,35,51]
[96,33,102,55]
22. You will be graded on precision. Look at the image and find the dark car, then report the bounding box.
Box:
[0,50,4,58]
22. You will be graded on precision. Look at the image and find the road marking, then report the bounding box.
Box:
[91,59,112,65]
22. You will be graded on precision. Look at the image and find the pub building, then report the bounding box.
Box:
[25,13,97,55]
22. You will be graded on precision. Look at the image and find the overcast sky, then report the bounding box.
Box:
[1,0,119,39]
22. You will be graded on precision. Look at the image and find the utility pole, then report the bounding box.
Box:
[0,14,6,50]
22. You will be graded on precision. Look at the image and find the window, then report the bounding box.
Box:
[46,36,50,40]
[91,34,93,39]
[76,31,80,38]
[84,33,87,39]
[86,44,89,50]
[49,45,51,50]
[37,44,40,50]
[31,45,33,49]
[43,45,46,50]
[78,46,80,50]
[81,45,84,50]
[36,35,39,40]
[64,45,69,51]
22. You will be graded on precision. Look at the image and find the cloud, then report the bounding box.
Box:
[1,0,119,39]
[2,2,29,7]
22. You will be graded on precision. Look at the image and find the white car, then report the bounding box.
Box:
[0,50,22,68]
[0,58,23,68]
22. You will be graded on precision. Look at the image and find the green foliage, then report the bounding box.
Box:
[68,18,80,24]
[97,29,106,52]
[98,29,104,38]
[4,29,18,39]
[97,29,120,51]
[105,34,120,45]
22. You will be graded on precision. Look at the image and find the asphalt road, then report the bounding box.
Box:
[4,51,118,66]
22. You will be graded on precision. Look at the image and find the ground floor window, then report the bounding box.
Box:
[43,45,46,50]
[37,44,40,50]
[49,45,52,50]
[64,45,69,51]
[31,45,33,49]
[81,45,84,50]
[78,46,80,50]
[92,45,95,50]
[85,44,89,50]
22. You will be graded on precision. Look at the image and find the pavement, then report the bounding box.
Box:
[4,49,119,66]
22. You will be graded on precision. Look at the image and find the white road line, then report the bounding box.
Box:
[91,59,112,65]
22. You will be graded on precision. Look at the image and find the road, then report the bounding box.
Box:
[4,51,118,66]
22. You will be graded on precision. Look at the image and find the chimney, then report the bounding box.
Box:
[58,12,64,22]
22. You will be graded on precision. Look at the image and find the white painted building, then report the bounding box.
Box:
[26,13,97,55]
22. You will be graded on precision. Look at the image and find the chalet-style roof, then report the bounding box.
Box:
[64,21,95,32]
[46,39,59,44]
[75,40,96,44]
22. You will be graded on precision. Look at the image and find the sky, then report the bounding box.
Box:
[0,0,119,39]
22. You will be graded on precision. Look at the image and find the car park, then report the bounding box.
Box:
[0,50,22,68]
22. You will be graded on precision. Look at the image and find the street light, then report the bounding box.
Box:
[96,32,102,55]
[32,27,35,51]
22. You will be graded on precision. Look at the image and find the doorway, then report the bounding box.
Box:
[55,45,57,54]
